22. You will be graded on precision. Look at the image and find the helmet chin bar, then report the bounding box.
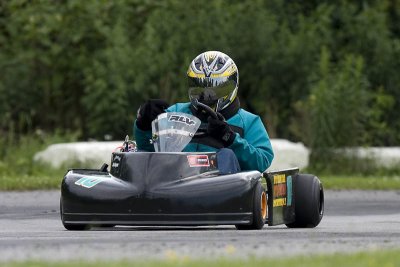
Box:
[190,96,216,111]
[190,88,234,112]
[195,89,218,109]
[216,99,224,112]
[194,96,228,113]
[216,97,231,112]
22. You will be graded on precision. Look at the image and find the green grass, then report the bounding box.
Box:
[320,175,400,190]
[1,250,399,267]
[0,134,76,191]
[2,171,400,191]
[2,172,400,191]
[0,172,64,191]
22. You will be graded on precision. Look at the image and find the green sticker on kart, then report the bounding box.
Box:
[75,176,108,188]
[286,175,292,206]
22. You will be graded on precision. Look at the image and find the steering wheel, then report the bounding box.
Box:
[191,99,223,121]
[190,99,225,148]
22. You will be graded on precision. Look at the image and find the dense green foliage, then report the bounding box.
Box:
[1,0,399,171]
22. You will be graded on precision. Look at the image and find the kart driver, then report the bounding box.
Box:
[134,51,274,173]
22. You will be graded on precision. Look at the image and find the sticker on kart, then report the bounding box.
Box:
[272,174,293,207]
[187,155,210,167]
[75,176,110,188]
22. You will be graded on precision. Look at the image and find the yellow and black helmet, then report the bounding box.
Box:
[187,51,239,112]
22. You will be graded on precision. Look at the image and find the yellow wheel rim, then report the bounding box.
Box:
[261,191,267,220]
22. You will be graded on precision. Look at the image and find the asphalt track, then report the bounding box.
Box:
[0,190,399,262]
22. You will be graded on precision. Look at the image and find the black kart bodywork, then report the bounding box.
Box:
[60,151,324,230]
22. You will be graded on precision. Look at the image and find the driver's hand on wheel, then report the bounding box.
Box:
[136,99,169,131]
[207,114,236,147]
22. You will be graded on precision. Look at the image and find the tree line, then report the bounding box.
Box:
[1,0,399,156]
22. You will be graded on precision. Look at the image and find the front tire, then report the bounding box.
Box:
[286,174,324,228]
[236,182,267,230]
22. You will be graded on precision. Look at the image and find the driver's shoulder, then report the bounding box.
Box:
[231,108,260,125]
[237,108,259,119]
[167,102,192,114]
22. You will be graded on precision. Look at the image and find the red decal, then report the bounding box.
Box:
[274,183,287,198]
[187,155,210,167]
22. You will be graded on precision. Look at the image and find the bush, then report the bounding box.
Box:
[301,48,369,172]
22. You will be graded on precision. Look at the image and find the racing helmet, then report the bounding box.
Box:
[187,51,239,112]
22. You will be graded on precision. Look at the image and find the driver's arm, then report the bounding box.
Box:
[134,102,183,151]
[134,99,169,152]
[134,122,154,152]
[228,114,274,172]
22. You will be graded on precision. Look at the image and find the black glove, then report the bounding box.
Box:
[207,114,236,147]
[136,99,169,131]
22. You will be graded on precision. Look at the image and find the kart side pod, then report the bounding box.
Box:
[264,168,324,228]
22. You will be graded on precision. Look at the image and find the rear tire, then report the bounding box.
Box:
[286,174,324,228]
[60,198,89,231]
[236,182,267,230]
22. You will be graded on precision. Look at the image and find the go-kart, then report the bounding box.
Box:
[60,102,324,230]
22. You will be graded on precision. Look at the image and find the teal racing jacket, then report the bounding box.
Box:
[134,102,274,172]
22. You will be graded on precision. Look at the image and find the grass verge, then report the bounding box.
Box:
[0,171,64,191]
[0,133,78,191]
[319,175,400,190]
[2,173,400,191]
[1,171,400,191]
[2,249,399,267]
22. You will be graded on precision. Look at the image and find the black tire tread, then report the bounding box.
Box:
[286,174,324,228]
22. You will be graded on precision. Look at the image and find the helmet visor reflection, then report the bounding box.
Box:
[189,77,237,104]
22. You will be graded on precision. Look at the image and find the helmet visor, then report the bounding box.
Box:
[188,76,237,105]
